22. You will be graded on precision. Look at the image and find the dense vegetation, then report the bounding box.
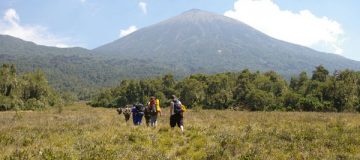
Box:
[91,65,360,112]
[0,64,71,111]
[1,103,359,159]
[0,53,181,100]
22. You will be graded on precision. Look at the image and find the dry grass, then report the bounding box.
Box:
[1,102,360,159]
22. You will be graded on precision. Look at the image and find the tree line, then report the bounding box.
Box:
[0,64,75,111]
[90,65,360,112]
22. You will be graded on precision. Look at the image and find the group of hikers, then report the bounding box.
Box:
[117,95,186,132]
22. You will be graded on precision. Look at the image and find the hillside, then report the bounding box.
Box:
[0,35,179,99]
[94,9,360,75]
[0,35,90,56]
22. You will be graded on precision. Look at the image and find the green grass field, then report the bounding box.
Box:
[1,103,360,159]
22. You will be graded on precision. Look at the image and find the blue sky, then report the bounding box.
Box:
[0,0,359,61]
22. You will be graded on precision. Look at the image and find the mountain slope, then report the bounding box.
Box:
[0,35,176,99]
[94,9,360,75]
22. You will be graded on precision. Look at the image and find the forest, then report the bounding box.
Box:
[2,63,360,112]
[90,65,360,112]
[0,64,75,111]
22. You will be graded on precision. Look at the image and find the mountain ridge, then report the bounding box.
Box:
[0,34,91,56]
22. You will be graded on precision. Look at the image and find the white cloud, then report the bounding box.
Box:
[4,9,19,25]
[0,8,75,48]
[80,0,86,3]
[224,0,344,54]
[119,25,138,38]
[139,2,147,14]
[55,44,71,48]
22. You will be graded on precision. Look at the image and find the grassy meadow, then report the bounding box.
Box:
[1,103,360,159]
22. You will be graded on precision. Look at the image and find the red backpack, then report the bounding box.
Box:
[149,100,157,113]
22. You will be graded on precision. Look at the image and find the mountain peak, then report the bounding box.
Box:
[183,9,207,14]
[180,8,217,17]
[164,8,233,24]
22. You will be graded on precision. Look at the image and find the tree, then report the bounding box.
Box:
[233,69,254,104]
[125,80,142,104]
[0,64,62,110]
[162,74,175,88]
[178,78,206,108]
[290,72,308,92]
[245,89,275,111]
[205,74,234,109]
[312,65,329,82]
[283,92,301,111]
[162,74,177,99]
[332,70,359,112]
[21,70,50,101]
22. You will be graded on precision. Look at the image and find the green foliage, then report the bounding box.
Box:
[90,65,360,112]
[283,92,301,111]
[0,64,63,111]
[245,89,275,111]
[178,78,206,108]
[312,65,329,82]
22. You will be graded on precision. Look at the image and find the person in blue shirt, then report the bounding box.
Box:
[131,103,145,125]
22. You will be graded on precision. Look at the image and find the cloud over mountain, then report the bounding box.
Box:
[224,0,344,54]
[119,25,138,38]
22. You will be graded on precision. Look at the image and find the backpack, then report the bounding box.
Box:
[173,99,182,114]
[135,104,145,115]
[181,105,187,112]
[149,100,157,113]
[156,99,161,112]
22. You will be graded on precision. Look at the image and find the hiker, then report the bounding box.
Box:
[144,104,151,126]
[147,96,162,127]
[169,95,184,132]
[116,105,132,122]
[131,103,145,125]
